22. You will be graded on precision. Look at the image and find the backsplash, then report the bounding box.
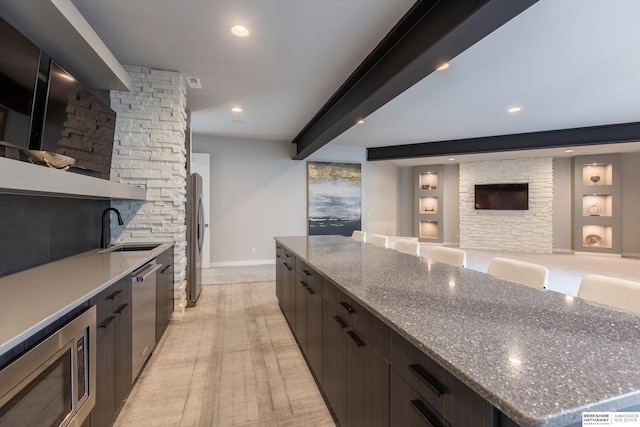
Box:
[0,194,109,277]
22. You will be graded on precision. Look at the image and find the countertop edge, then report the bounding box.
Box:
[274,236,640,427]
[0,242,174,355]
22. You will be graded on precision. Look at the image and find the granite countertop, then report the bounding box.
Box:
[0,242,173,355]
[275,235,640,427]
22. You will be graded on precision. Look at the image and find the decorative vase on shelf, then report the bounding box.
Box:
[590,174,600,185]
[587,203,602,216]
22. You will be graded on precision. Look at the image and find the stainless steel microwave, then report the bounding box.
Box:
[0,306,96,427]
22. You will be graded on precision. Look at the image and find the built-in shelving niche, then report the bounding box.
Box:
[419,221,439,240]
[572,154,620,255]
[419,197,438,215]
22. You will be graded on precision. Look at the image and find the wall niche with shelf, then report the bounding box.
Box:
[414,165,443,243]
[572,154,620,254]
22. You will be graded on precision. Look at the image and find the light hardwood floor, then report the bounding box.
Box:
[114,282,335,427]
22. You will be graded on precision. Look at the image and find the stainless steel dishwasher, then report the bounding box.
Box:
[131,260,163,380]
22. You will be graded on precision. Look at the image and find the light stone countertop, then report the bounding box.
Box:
[275,235,640,427]
[0,242,173,355]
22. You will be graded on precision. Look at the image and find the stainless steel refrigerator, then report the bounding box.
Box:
[186,173,204,306]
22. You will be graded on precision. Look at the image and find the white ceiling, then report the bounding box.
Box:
[71,0,416,141]
[70,0,640,162]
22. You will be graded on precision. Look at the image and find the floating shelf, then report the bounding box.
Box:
[0,157,146,200]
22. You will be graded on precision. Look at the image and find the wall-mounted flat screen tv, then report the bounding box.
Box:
[40,61,116,179]
[0,17,41,155]
[475,183,529,210]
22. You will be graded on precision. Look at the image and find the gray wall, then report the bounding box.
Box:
[621,153,640,256]
[193,135,400,266]
[443,164,460,245]
[552,158,573,252]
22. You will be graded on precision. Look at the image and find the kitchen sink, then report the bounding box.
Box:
[99,244,161,253]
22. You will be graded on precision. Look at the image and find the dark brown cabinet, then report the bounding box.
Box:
[156,246,174,342]
[274,241,509,427]
[90,276,132,427]
[322,301,348,426]
[304,276,323,380]
[276,245,296,328]
[322,284,389,427]
[389,330,495,427]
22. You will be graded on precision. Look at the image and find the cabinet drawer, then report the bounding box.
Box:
[92,278,128,321]
[275,243,283,260]
[391,368,450,427]
[281,248,296,270]
[390,330,495,427]
[324,280,389,360]
[295,259,322,291]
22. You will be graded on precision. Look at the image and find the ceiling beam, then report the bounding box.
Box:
[291,0,538,160]
[366,122,640,161]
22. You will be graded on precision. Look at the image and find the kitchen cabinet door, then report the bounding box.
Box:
[294,273,308,350]
[282,259,296,328]
[346,327,389,427]
[322,301,348,426]
[90,275,132,427]
[305,277,323,381]
[92,314,116,427]
[156,246,174,342]
[114,295,132,412]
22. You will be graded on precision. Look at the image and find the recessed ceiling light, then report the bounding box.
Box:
[507,106,522,113]
[448,157,456,161]
[564,149,574,153]
[356,119,365,125]
[436,63,450,71]
[231,107,243,113]
[231,25,250,37]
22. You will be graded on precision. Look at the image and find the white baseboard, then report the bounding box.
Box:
[622,252,640,258]
[552,248,573,254]
[211,259,275,268]
[573,251,622,258]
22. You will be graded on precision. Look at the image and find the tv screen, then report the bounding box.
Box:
[40,61,116,179]
[475,183,529,210]
[0,17,41,155]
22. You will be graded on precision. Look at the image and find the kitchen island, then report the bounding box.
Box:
[275,235,640,427]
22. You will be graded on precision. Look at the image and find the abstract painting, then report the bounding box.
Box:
[307,161,361,236]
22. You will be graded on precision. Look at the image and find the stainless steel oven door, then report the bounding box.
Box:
[0,306,96,427]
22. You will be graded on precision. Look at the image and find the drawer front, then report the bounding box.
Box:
[275,243,283,260]
[390,330,447,415]
[295,259,322,291]
[281,248,296,270]
[390,331,495,427]
[391,368,450,427]
[323,280,389,360]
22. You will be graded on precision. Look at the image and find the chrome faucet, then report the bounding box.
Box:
[101,208,124,249]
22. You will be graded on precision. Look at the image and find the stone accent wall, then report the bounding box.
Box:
[459,158,553,253]
[109,66,188,314]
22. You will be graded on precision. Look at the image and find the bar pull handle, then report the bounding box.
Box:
[284,253,291,258]
[302,269,312,276]
[339,301,354,314]
[133,263,163,282]
[333,315,347,329]
[347,331,365,348]
[299,280,309,287]
[114,303,128,314]
[409,364,445,397]
[283,262,292,271]
[98,316,116,329]
[160,264,171,274]
[106,290,121,300]
[409,399,441,427]
[305,287,316,295]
